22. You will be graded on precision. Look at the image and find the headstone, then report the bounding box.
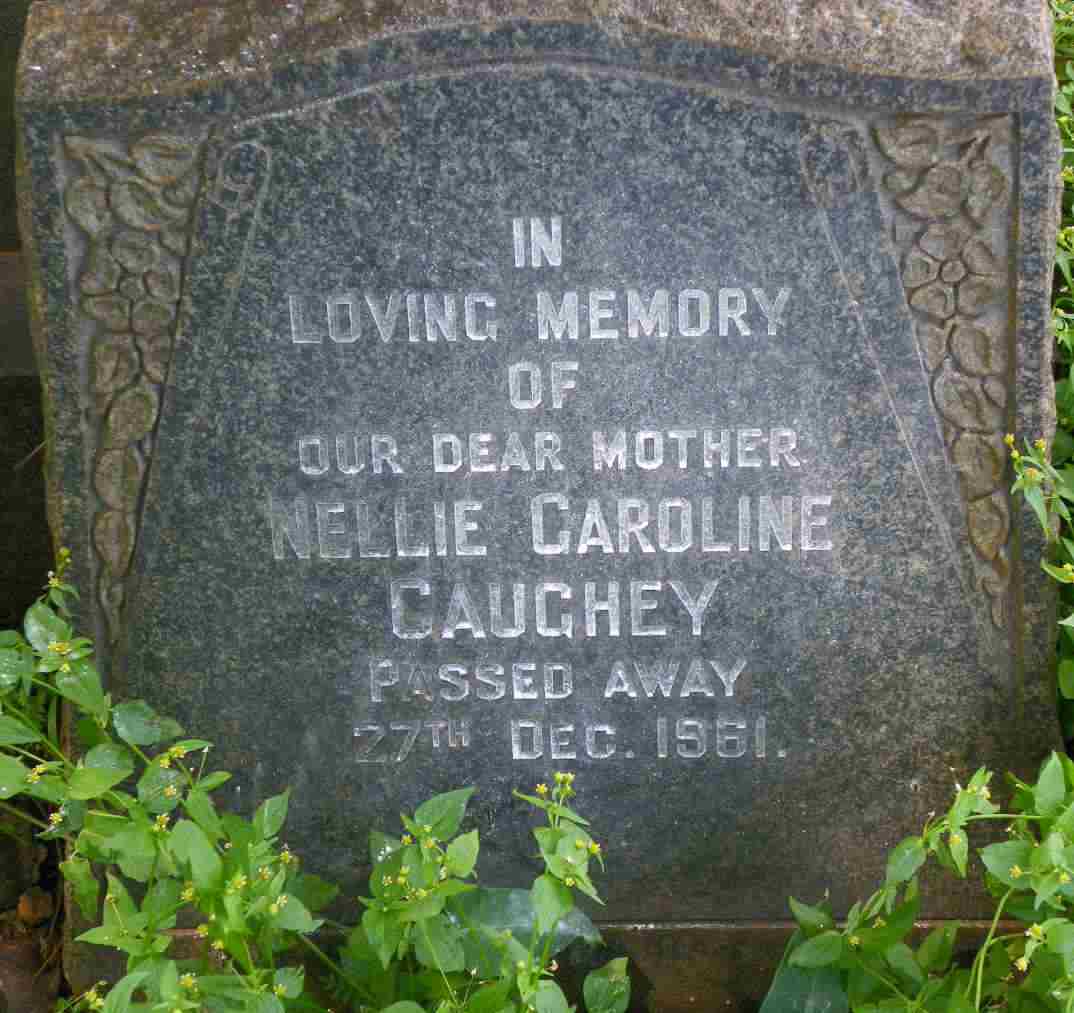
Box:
[17,3,1061,1008]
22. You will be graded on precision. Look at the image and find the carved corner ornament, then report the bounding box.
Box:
[874,116,1012,628]
[63,133,205,642]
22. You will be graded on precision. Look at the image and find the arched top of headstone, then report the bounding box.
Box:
[17,0,1053,107]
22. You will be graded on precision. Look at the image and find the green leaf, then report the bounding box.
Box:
[24,602,70,654]
[1036,753,1067,816]
[885,837,926,885]
[67,743,136,800]
[535,979,569,1013]
[60,856,100,920]
[253,789,290,840]
[415,914,465,972]
[0,714,41,746]
[199,771,231,792]
[0,648,33,694]
[0,755,28,799]
[182,788,223,839]
[532,874,573,936]
[273,893,321,933]
[917,923,959,974]
[137,763,184,814]
[381,1004,426,1013]
[446,829,479,878]
[1061,660,1074,700]
[112,700,183,746]
[789,931,845,968]
[273,966,304,999]
[168,819,223,891]
[107,822,158,882]
[414,787,474,839]
[449,887,601,978]
[980,839,1033,887]
[583,957,630,1013]
[789,896,834,934]
[54,659,108,721]
[884,942,923,987]
[290,871,339,913]
[760,961,848,1013]
[101,971,149,1013]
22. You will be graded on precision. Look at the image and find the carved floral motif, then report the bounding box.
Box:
[63,134,204,641]
[874,117,1012,627]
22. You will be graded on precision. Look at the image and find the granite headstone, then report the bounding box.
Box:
[17,3,1061,1008]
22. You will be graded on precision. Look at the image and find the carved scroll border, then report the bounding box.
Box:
[872,116,1014,628]
[63,134,206,642]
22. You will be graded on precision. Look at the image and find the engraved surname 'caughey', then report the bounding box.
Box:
[268,493,833,561]
[287,286,793,344]
[386,577,814,641]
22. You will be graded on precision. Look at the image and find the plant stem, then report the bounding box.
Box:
[0,798,49,830]
[299,933,370,1001]
[851,953,913,1005]
[970,887,1012,1011]
[4,700,69,764]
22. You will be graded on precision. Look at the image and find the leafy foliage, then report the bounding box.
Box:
[0,554,627,1013]
[762,756,1074,1012]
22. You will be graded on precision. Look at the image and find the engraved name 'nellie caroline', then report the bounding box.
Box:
[269,216,829,768]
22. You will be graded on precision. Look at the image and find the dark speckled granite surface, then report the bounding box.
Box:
[16,4,1062,1008]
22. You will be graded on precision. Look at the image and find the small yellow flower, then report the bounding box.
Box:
[416,888,428,899]
[1015,956,1029,973]
[164,784,178,799]
[516,960,527,971]
[849,935,861,949]
[382,874,393,886]
[48,811,63,826]
[259,866,271,880]
[274,984,287,998]
[154,814,170,832]
[1025,467,1041,483]
[26,769,40,785]
[980,786,991,800]
[400,865,410,875]
[227,874,247,894]
[269,902,280,915]
[1061,871,1071,885]
[158,754,172,769]
[874,917,887,928]
[1035,438,1047,451]
[280,846,296,865]
[168,745,187,759]
[181,882,195,902]
[554,772,565,784]
[196,923,209,937]
[575,839,587,849]
[535,783,548,796]
[949,833,962,845]
[1004,433,1015,446]
[277,894,289,907]
[48,641,70,655]
[179,973,197,990]
[211,939,225,952]
[401,834,413,844]
[1010,864,1024,879]
[1011,449,1021,460]
[421,824,432,834]
[59,661,71,673]
[564,877,576,887]
[1027,924,1044,940]
[589,842,602,856]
